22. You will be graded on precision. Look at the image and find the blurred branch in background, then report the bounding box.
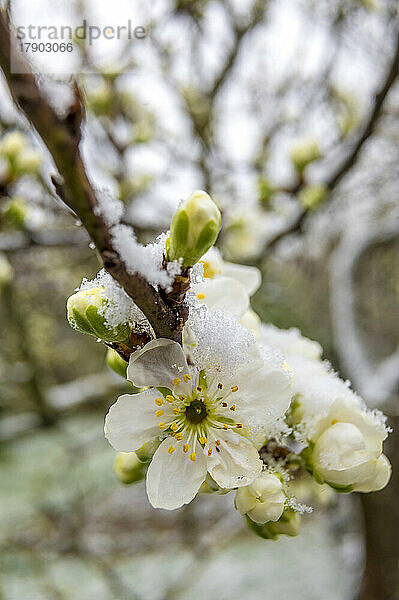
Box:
[0,0,398,599]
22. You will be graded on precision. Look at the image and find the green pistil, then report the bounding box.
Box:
[185,400,208,424]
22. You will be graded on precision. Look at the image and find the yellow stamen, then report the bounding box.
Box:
[230,405,236,411]
[175,432,183,441]
[183,443,189,453]
[208,448,213,456]
[222,402,228,407]
[173,378,181,386]
[197,293,206,300]
[155,410,164,417]
[231,385,239,392]
[215,439,221,446]
[218,383,223,390]
[166,395,174,403]
[222,424,228,430]
[155,397,164,406]
[331,419,338,425]
[199,436,207,445]
[236,423,243,429]
[173,408,180,415]
[168,445,175,454]
[190,452,197,462]
[183,374,191,383]
[158,422,166,430]
[170,422,178,432]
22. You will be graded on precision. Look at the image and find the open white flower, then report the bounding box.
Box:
[192,248,261,335]
[105,337,292,510]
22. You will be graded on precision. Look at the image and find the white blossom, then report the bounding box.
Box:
[105,337,292,510]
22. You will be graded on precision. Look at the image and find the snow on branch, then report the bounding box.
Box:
[0,10,187,343]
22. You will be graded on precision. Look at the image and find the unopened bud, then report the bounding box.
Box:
[67,287,131,344]
[298,184,327,210]
[0,252,13,288]
[135,439,160,463]
[257,177,275,207]
[235,473,285,524]
[114,452,147,484]
[15,149,41,174]
[290,139,321,173]
[0,131,26,160]
[166,190,222,267]
[2,197,28,229]
[106,348,128,379]
[246,508,301,540]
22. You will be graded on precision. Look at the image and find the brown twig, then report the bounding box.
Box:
[0,11,187,343]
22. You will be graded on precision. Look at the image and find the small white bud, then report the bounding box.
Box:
[312,421,391,492]
[235,472,285,524]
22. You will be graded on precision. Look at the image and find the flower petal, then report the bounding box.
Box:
[146,438,207,509]
[127,338,189,389]
[355,454,392,492]
[104,389,161,452]
[223,262,261,295]
[193,277,249,317]
[234,345,292,426]
[207,429,262,489]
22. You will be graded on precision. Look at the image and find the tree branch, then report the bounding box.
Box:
[0,11,186,343]
[264,30,399,252]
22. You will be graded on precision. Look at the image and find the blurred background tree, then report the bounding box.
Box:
[0,0,398,598]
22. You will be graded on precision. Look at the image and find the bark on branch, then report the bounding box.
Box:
[0,10,187,343]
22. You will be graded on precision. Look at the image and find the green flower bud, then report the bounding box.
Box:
[106,348,128,378]
[0,252,13,288]
[246,508,301,540]
[15,149,41,174]
[0,131,26,160]
[2,197,28,228]
[299,184,327,210]
[290,139,321,173]
[87,85,113,116]
[67,287,131,344]
[135,439,160,463]
[166,190,222,267]
[114,452,147,484]
[257,177,275,207]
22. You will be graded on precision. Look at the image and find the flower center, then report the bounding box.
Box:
[185,400,208,424]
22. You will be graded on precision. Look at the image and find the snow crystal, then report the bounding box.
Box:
[111,225,180,290]
[286,495,313,515]
[93,188,124,227]
[191,261,205,284]
[187,299,255,376]
[79,269,149,329]
[92,188,181,290]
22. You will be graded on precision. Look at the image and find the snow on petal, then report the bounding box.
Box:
[104,390,161,452]
[146,438,207,509]
[259,323,322,361]
[127,338,189,389]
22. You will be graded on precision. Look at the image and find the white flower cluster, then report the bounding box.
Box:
[68,190,391,540]
[102,245,391,536]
